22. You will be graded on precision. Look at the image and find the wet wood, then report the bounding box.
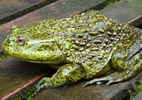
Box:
[100,0,142,26]
[34,73,142,100]
[0,0,141,100]
[0,0,57,24]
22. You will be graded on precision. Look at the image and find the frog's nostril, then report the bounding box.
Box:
[7,38,11,43]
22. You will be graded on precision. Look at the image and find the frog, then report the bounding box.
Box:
[2,10,142,96]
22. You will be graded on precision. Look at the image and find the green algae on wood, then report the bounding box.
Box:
[0,50,7,60]
[129,77,142,100]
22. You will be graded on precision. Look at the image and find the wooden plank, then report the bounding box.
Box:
[0,0,141,100]
[100,0,142,26]
[0,0,57,24]
[32,73,142,100]
[133,92,142,100]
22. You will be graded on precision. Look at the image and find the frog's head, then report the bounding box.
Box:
[2,24,70,64]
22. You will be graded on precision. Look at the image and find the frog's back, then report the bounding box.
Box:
[65,10,141,67]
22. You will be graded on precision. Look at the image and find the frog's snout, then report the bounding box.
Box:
[6,38,11,44]
[3,35,12,45]
[2,35,14,53]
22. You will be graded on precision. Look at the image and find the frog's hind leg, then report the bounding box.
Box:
[84,44,142,87]
[83,59,141,87]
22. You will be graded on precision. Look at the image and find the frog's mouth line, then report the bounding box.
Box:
[2,49,60,64]
[6,52,63,64]
[26,59,60,64]
[12,55,61,64]
[3,46,64,64]
[13,57,62,69]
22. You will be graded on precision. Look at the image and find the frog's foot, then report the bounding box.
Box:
[83,63,142,87]
[32,77,52,97]
[83,74,124,87]
[33,64,85,97]
[83,75,120,87]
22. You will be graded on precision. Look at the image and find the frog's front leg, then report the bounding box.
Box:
[33,64,85,96]
[84,43,142,87]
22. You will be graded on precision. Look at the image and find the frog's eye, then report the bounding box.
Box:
[17,36,25,46]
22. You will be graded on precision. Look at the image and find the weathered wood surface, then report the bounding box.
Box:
[100,0,142,26]
[0,0,57,24]
[0,0,141,100]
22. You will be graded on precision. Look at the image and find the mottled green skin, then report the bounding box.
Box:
[2,10,142,95]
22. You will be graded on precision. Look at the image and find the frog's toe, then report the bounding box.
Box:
[83,77,111,87]
[32,82,46,97]
[83,76,122,87]
[37,77,51,90]
[32,77,51,97]
[106,80,114,85]
[32,86,41,97]
[38,77,49,85]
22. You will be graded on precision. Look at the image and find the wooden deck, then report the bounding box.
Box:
[0,0,142,100]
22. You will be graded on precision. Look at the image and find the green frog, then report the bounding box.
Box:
[2,10,142,95]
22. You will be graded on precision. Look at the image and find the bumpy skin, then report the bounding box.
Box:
[2,10,142,95]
